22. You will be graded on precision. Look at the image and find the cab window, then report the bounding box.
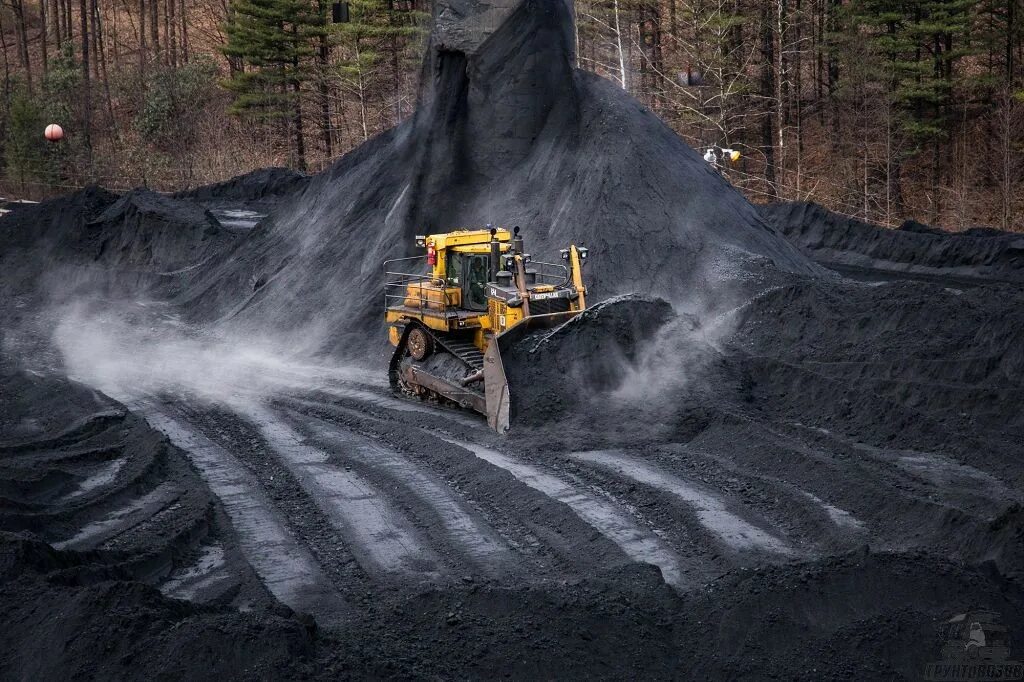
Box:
[446,252,462,285]
[467,255,488,309]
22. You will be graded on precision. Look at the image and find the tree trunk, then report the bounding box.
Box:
[291,58,306,172]
[13,0,33,94]
[52,0,62,48]
[90,0,100,79]
[318,33,332,159]
[795,0,803,194]
[109,0,118,69]
[41,0,49,77]
[355,39,368,141]
[139,0,146,77]
[1008,0,1015,82]
[150,0,159,59]
[775,0,787,195]
[0,11,12,99]
[761,5,777,197]
[81,0,92,160]
[167,0,175,66]
[826,0,839,137]
[179,0,187,62]
[388,0,401,123]
[612,0,627,89]
[94,0,115,126]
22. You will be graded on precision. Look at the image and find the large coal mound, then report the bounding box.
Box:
[174,167,310,208]
[178,0,817,356]
[0,187,238,300]
[761,201,1024,284]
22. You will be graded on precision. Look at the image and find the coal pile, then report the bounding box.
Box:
[761,201,1024,284]
[174,167,310,208]
[176,0,817,356]
[0,187,237,301]
[500,295,680,425]
[2,0,1024,679]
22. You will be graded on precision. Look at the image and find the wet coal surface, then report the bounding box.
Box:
[3,1,1024,679]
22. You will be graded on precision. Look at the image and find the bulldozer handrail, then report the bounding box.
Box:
[384,254,452,314]
[528,260,570,287]
[383,254,427,271]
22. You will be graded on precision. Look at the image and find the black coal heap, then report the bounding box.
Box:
[179,0,817,355]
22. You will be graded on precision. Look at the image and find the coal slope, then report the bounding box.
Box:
[174,167,310,209]
[0,187,238,304]
[3,371,1024,680]
[176,0,817,355]
[0,370,312,680]
[2,1,1023,679]
[761,201,1024,284]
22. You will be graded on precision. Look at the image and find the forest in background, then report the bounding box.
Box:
[0,0,1022,231]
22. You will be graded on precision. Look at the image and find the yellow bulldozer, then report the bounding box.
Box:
[385,226,590,432]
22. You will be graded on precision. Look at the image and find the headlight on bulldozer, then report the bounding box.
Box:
[415,235,426,247]
[578,247,589,260]
[560,249,570,261]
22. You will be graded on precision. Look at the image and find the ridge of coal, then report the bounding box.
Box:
[761,201,1024,284]
[175,0,819,356]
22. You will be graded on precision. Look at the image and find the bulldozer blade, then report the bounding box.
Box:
[484,311,580,433]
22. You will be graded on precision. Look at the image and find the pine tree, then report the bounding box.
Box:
[331,0,426,142]
[222,0,324,170]
[836,0,976,217]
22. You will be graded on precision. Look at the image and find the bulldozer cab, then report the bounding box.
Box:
[448,251,490,311]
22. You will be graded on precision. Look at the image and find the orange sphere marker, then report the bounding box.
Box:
[44,124,64,142]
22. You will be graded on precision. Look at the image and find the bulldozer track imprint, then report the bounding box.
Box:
[54,482,181,551]
[441,437,687,588]
[159,543,234,601]
[572,450,794,555]
[142,409,349,625]
[242,406,444,581]
[287,409,515,576]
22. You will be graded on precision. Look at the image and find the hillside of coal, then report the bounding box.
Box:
[4,371,1022,680]
[2,0,1024,679]
[170,0,818,358]
[761,201,1024,284]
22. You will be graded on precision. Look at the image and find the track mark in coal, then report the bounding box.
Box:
[789,423,1020,514]
[798,491,865,530]
[894,453,1021,502]
[289,410,514,576]
[159,543,235,602]
[243,406,443,581]
[442,437,686,588]
[310,384,483,427]
[142,410,349,625]
[63,458,126,500]
[572,450,793,555]
[53,482,180,550]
